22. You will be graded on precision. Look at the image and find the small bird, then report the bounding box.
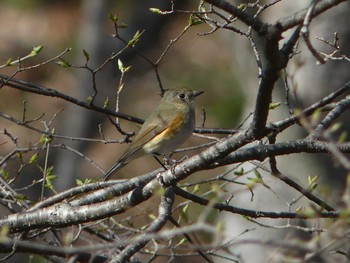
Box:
[104,87,203,180]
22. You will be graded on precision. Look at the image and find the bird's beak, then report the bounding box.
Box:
[194,90,204,97]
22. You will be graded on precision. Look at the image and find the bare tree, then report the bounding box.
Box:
[0,1,349,262]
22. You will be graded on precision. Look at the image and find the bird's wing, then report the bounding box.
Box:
[118,107,173,163]
[104,125,162,180]
[118,124,164,162]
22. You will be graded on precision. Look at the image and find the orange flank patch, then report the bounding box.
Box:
[158,113,185,138]
[143,113,185,153]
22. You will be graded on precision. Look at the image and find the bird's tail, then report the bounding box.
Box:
[103,161,125,180]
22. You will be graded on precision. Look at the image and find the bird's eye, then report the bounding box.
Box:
[178,93,186,99]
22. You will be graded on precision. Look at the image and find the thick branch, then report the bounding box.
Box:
[276,0,347,31]
[1,136,349,232]
[204,0,264,33]
[218,139,350,166]
[0,171,160,232]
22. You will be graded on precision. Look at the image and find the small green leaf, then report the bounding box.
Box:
[82,49,90,62]
[40,134,52,144]
[307,175,318,185]
[311,109,322,126]
[177,238,187,246]
[45,174,57,190]
[56,58,71,67]
[189,14,203,26]
[269,102,281,110]
[16,152,23,162]
[246,177,258,190]
[15,194,28,201]
[5,58,13,66]
[124,66,131,72]
[148,213,156,220]
[109,13,118,23]
[45,136,53,143]
[46,166,54,176]
[117,59,131,73]
[29,153,38,164]
[182,204,189,214]
[253,169,263,181]
[338,131,347,143]
[103,97,109,108]
[0,169,9,180]
[30,45,44,56]
[40,134,50,144]
[246,170,264,189]
[193,184,200,193]
[309,183,318,192]
[307,175,318,192]
[127,30,143,47]
[118,59,124,71]
[238,4,246,10]
[118,23,128,29]
[149,8,163,14]
[234,167,244,176]
[76,179,83,186]
[76,178,93,185]
[330,122,342,133]
[86,96,92,103]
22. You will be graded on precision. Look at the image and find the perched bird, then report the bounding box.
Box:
[104,87,203,180]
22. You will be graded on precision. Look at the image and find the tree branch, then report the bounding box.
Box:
[204,0,264,33]
[0,74,143,124]
[173,187,338,219]
[276,0,347,31]
[112,188,174,262]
